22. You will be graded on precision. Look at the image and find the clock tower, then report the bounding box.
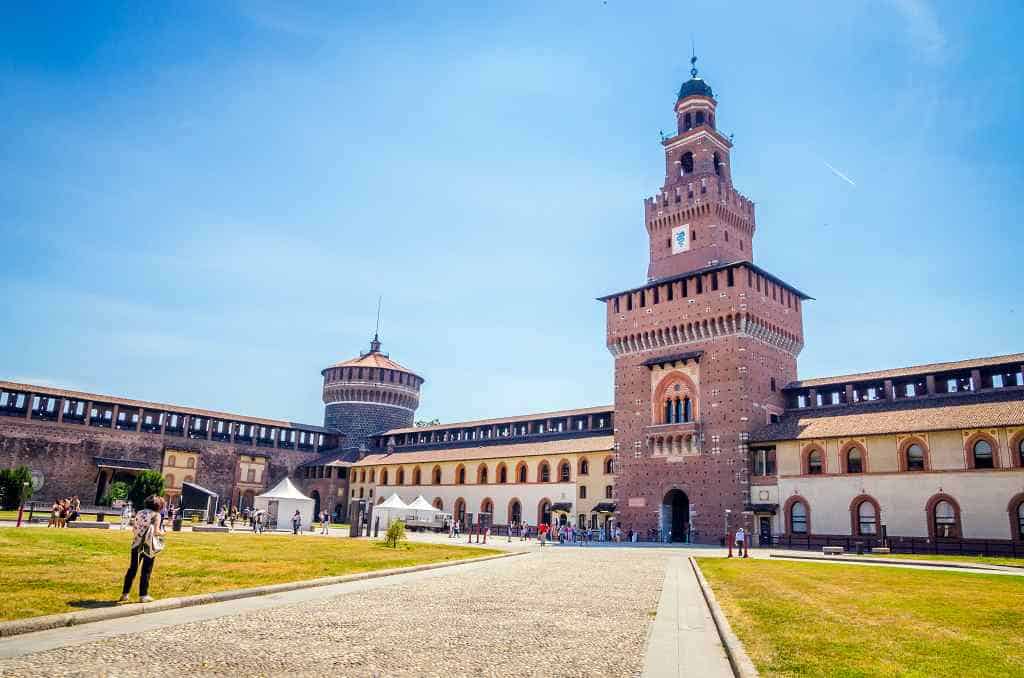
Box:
[600,59,810,543]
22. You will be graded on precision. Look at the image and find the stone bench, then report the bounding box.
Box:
[871,547,891,554]
[68,521,112,529]
[822,546,844,555]
[191,525,230,533]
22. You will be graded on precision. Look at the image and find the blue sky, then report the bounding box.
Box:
[2,1,1022,426]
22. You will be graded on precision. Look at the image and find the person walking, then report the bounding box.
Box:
[119,495,166,603]
[291,510,302,535]
[320,511,329,535]
[120,503,132,530]
[734,527,746,554]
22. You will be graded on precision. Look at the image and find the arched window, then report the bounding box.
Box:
[165,473,175,487]
[183,475,193,484]
[713,152,721,176]
[558,461,570,482]
[432,497,443,510]
[539,462,551,483]
[370,469,375,482]
[972,439,995,469]
[432,466,441,485]
[498,464,508,484]
[454,498,466,524]
[538,499,552,525]
[683,397,692,422]
[517,462,528,483]
[806,449,823,475]
[381,469,389,485]
[168,455,177,467]
[477,464,488,484]
[578,458,589,475]
[397,468,405,485]
[604,457,614,474]
[360,470,366,483]
[246,469,255,483]
[481,498,493,515]
[456,465,466,485]
[412,467,421,485]
[933,500,959,538]
[855,500,878,535]
[789,500,808,534]
[905,443,926,471]
[695,111,705,125]
[605,485,613,499]
[846,446,864,474]
[186,458,195,469]
[683,112,692,130]
[681,151,694,174]
[579,485,587,499]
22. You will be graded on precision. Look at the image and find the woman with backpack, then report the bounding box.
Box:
[119,495,166,603]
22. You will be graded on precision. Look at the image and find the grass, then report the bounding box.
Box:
[0,527,496,622]
[697,557,1024,678]
[861,552,1024,569]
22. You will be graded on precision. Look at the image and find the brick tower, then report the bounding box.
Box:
[600,58,809,543]
[321,334,423,451]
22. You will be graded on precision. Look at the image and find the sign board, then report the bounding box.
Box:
[671,224,690,254]
[30,470,44,492]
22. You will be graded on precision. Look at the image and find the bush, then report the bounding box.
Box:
[0,466,34,510]
[127,471,165,509]
[100,481,130,506]
[385,519,406,548]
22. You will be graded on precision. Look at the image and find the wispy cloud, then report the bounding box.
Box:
[890,0,947,64]
[8,376,82,390]
[823,160,856,187]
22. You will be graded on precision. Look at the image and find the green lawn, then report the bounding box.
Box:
[698,558,1024,678]
[0,528,496,622]
[861,552,1024,569]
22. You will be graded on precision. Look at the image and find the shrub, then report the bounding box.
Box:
[385,519,406,548]
[0,466,34,510]
[100,481,130,506]
[128,471,166,509]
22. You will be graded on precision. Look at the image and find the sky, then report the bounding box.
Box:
[1,1,1022,426]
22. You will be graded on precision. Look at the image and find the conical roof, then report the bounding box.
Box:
[257,476,312,501]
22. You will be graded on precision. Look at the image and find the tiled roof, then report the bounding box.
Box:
[786,353,1024,390]
[382,406,612,436]
[325,351,417,374]
[351,435,614,467]
[750,388,1024,442]
[0,381,328,432]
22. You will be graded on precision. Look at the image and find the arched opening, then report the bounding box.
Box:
[695,110,705,126]
[661,489,689,542]
[680,151,694,174]
[538,499,552,526]
[453,498,466,525]
[539,461,551,483]
[242,490,255,509]
[578,458,589,475]
[311,490,321,520]
[713,151,721,176]
[498,463,508,484]
[397,468,405,485]
[558,461,571,482]
[509,499,522,525]
[456,465,466,485]
[432,465,442,485]
[333,503,344,522]
[432,497,443,511]
[683,112,692,130]
[477,463,489,484]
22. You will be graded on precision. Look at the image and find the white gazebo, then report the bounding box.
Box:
[407,495,441,522]
[254,477,314,532]
[375,493,410,529]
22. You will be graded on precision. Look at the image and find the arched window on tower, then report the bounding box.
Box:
[681,152,694,175]
[683,397,692,423]
[695,110,705,126]
[683,112,692,130]
[713,152,721,176]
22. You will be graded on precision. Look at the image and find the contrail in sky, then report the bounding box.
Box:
[823,160,856,187]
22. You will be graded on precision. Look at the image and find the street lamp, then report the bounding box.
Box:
[725,508,733,557]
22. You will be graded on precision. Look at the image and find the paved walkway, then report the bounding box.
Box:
[0,547,738,678]
[642,556,732,678]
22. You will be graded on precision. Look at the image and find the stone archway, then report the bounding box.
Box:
[661,489,689,542]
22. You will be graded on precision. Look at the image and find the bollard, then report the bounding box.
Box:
[744,533,750,558]
[467,526,472,544]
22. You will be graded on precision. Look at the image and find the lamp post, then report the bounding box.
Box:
[725,508,733,558]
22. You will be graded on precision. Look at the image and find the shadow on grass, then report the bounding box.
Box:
[68,599,120,610]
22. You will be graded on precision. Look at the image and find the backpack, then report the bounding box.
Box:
[140,519,165,558]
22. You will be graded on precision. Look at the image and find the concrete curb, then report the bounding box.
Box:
[689,557,759,678]
[768,553,1023,572]
[0,551,524,639]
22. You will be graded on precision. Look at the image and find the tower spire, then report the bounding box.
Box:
[370,296,382,353]
[690,37,698,78]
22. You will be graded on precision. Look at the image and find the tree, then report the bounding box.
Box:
[385,519,406,548]
[100,481,130,506]
[0,466,34,510]
[414,419,440,427]
[128,471,165,509]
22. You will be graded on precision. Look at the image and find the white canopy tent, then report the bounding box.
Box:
[407,495,441,522]
[375,493,410,529]
[254,477,314,532]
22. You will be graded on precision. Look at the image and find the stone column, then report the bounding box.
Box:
[56,398,65,424]
[971,369,982,391]
[24,393,34,420]
[206,420,213,440]
[84,401,93,426]
[111,404,120,429]
[844,384,854,404]
[181,415,190,439]
[808,389,818,408]
[229,422,236,444]
[135,407,143,433]
[160,412,167,436]
[926,375,936,395]
[883,380,893,400]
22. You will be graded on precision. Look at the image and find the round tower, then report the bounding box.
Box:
[321,334,422,450]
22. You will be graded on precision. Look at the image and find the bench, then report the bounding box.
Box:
[68,521,113,529]
[191,525,230,533]
[871,547,892,554]
[822,546,845,555]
